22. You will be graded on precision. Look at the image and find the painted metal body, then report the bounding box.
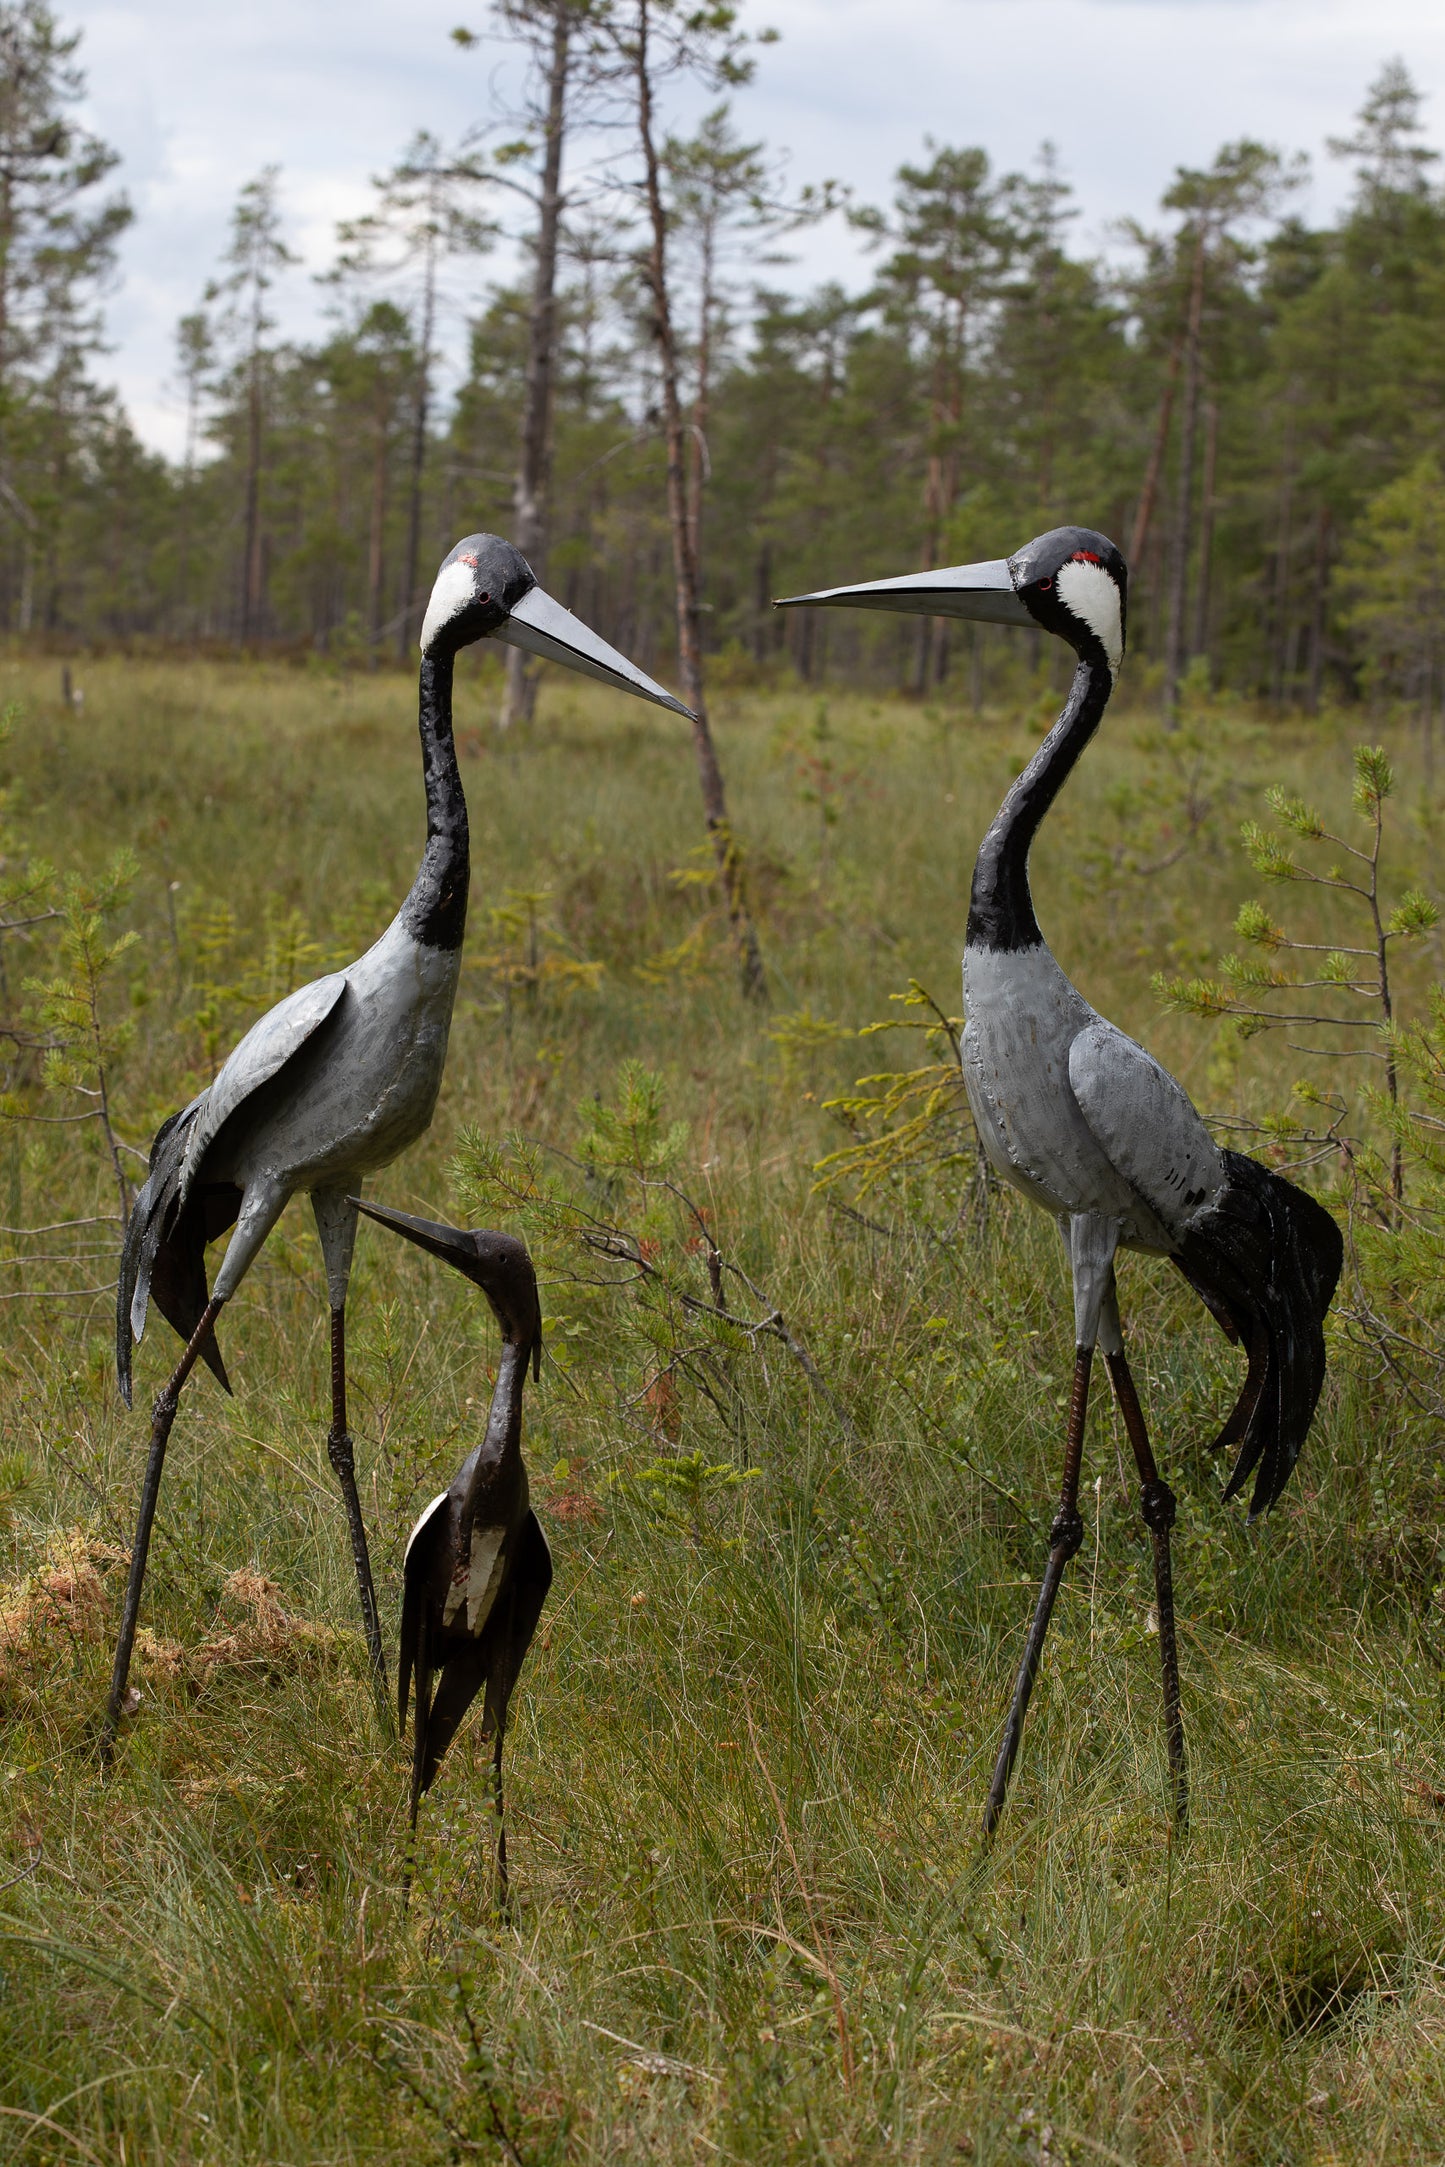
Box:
[356,1202,551,1895]
[120,534,692,1389]
[777,525,1343,1834]
[180,914,460,1308]
[103,534,688,1752]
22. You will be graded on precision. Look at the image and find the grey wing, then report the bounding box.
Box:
[179,971,348,1199]
[1068,1019,1225,1242]
[480,1510,554,1740]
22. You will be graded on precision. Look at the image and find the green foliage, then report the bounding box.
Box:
[1157,742,1436,1193]
[4,661,1445,2162]
[7,848,140,1220]
[469,886,605,1020]
[1336,455,1445,715]
[0,1445,34,1532]
[179,899,331,1073]
[611,1449,760,1545]
[1349,989,1445,1421]
[813,980,974,1205]
[575,1058,689,1184]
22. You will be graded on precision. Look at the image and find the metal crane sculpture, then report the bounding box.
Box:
[355,1199,549,1903]
[778,527,1342,1834]
[106,536,687,1752]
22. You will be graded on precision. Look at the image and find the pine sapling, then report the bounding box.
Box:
[1157,745,1437,1207]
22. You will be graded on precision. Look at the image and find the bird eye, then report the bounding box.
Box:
[1037,576,1054,592]
[478,591,491,604]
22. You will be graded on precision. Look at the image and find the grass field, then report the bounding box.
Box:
[1,649,1443,2164]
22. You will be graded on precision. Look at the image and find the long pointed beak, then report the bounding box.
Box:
[775,558,1035,628]
[353,1198,478,1277]
[495,585,696,718]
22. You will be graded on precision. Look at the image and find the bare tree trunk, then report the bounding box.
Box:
[686,213,714,574]
[633,0,765,1001]
[1191,393,1218,664]
[917,341,961,695]
[1162,228,1206,724]
[367,401,388,648]
[1128,330,1183,569]
[241,306,264,642]
[501,2,571,729]
[396,218,437,662]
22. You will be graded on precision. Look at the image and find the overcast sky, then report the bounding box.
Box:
[69,0,1445,459]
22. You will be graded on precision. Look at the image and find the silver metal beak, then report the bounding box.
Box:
[495,585,696,718]
[775,557,1035,628]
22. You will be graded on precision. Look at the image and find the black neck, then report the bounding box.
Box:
[966,656,1112,952]
[456,1338,526,1525]
[400,652,470,950]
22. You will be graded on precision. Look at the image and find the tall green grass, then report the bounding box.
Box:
[0,651,1441,2162]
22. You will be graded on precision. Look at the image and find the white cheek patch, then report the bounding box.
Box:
[420,558,477,654]
[1056,557,1124,674]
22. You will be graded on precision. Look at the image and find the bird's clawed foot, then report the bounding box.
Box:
[1049,1505,1084,1561]
[325,1422,356,1483]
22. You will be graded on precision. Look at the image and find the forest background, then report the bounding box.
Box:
[5,0,1445,726]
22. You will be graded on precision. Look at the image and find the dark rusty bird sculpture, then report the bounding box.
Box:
[105,536,686,1754]
[778,527,1342,1836]
[356,1199,550,1899]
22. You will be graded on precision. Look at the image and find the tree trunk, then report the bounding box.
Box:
[180,377,200,636]
[396,218,437,661]
[367,398,388,647]
[1128,330,1183,569]
[753,539,771,665]
[241,339,264,643]
[501,2,571,730]
[1162,229,1206,724]
[1191,393,1219,664]
[686,212,714,576]
[633,0,765,1002]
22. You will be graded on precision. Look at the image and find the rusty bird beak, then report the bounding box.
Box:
[494,586,696,718]
[774,557,1034,628]
[353,1199,543,1379]
[354,1199,480,1275]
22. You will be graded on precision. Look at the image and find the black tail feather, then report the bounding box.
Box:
[116,1097,237,1406]
[1173,1151,1342,1517]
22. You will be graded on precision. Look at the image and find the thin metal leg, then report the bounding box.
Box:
[1106,1349,1188,1829]
[983,1345,1092,1837]
[326,1304,387,1693]
[102,1297,226,1758]
[493,1725,509,1915]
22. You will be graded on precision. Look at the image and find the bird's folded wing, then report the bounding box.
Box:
[179,971,349,1200]
[1067,1019,1223,1237]
[505,1512,553,1691]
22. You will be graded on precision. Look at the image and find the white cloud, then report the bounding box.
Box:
[65,0,1445,458]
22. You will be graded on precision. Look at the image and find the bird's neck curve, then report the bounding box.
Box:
[400,652,470,951]
[456,1337,527,1526]
[966,654,1112,953]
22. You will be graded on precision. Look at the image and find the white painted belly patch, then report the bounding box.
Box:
[444,1524,507,1633]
